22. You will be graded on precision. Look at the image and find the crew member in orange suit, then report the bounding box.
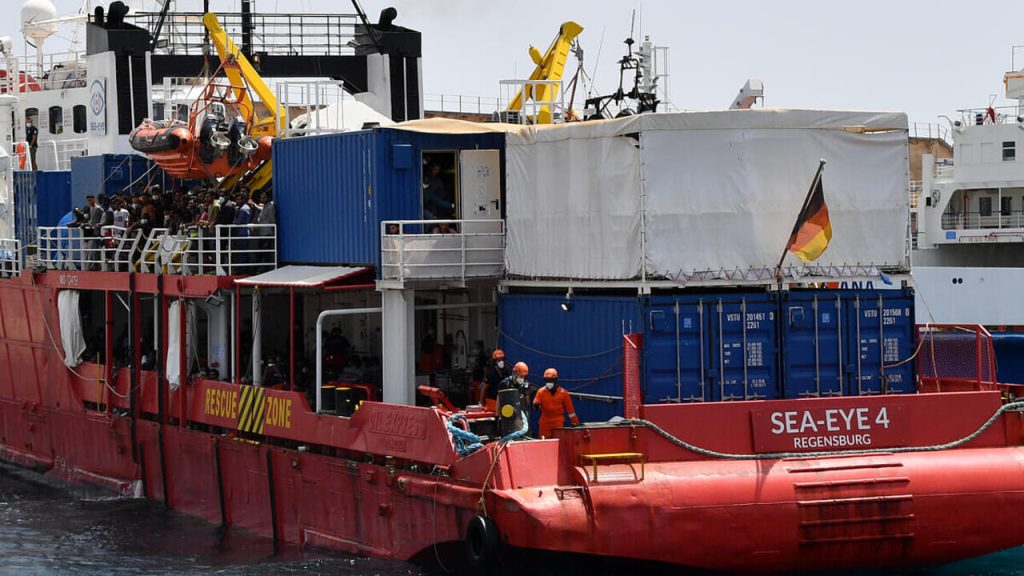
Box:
[532,368,580,438]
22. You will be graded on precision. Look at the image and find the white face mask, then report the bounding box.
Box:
[545,382,554,390]
[515,376,525,385]
[496,360,505,369]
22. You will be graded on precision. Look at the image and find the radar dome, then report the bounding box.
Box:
[21,0,58,42]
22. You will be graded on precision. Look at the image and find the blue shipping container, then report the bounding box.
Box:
[712,294,779,401]
[273,128,504,267]
[70,154,153,208]
[643,296,712,403]
[644,293,780,403]
[780,289,916,398]
[499,293,642,423]
[781,292,847,397]
[844,290,915,395]
[13,170,71,248]
[992,333,1024,385]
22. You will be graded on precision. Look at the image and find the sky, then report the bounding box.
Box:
[3,0,1023,127]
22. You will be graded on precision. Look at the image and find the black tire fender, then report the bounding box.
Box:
[464,514,500,569]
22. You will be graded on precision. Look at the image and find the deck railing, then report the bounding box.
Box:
[37,224,277,275]
[942,210,1024,231]
[0,239,21,278]
[381,219,504,282]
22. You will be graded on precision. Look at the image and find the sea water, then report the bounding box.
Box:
[1,463,1021,576]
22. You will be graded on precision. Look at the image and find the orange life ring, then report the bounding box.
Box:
[15,142,25,169]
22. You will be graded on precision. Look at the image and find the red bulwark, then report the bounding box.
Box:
[6,271,1024,572]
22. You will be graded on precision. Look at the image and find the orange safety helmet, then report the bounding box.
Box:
[492,348,505,360]
[543,367,559,380]
[513,361,529,377]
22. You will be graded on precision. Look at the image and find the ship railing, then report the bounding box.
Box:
[37,224,278,276]
[16,51,87,86]
[37,226,107,271]
[181,224,278,276]
[38,138,89,171]
[941,210,1024,231]
[100,225,144,272]
[0,238,22,278]
[497,79,568,124]
[909,122,953,146]
[956,105,1024,126]
[0,54,19,94]
[125,12,361,57]
[380,219,504,282]
[276,79,352,137]
[424,94,502,116]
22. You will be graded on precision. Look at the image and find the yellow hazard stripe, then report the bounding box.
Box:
[237,386,267,434]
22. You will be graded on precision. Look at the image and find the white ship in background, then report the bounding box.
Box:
[913,46,1024,331]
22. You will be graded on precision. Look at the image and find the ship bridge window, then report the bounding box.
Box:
[73,105,87,134]
[1004,141,1016,162]
[48,106,63,134]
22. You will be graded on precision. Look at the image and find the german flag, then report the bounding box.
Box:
[786,166,832,261]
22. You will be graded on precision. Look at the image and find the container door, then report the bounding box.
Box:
[781,293,844,398]
[643,299,709,403]
[709,295,779,401]
[845,291,916,395]
[458,149,501,233]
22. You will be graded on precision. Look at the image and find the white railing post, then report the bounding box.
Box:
[460,225,466,279]
[399,222,406,282]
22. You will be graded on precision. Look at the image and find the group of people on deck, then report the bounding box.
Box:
[479,348,580,438]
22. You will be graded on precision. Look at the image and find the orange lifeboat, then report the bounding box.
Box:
[129,76,272,181]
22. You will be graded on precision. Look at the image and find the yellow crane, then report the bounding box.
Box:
[203,12,284,138]
[203,12,281,192]
[506,21,583,124]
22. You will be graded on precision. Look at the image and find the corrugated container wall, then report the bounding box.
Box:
[70,154,153,208]
[780,289,916,398]
[14,170,71,248]
[644,292,780,404]
[273,128,504,267]
[498,293,642,423]
[992,334,1024,385]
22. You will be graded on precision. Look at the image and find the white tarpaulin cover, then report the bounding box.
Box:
[167,300,181,390]
[57,290,86,368]
[506,122,642,279]
[504,109,910,282]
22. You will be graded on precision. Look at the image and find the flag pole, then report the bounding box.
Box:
[775,159,827,280]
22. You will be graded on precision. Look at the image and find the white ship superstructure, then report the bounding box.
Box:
[913,47,1024,326]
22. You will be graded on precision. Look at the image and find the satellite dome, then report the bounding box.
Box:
[21,0,58,42]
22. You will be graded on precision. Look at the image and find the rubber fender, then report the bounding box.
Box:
[464,515,500,570]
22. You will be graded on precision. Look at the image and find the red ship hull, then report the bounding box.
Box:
[3,271,1024,572]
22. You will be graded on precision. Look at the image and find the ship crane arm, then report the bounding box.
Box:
[506,21,583,124]
[203,12,284,138]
